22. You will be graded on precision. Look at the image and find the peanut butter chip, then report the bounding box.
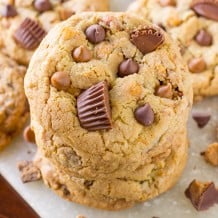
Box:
[159,0,176,7]
[51,71,71,91]
[188,57,206,73]
[155,83,173,99]
[72,46,92,62]
[23,125,35,143]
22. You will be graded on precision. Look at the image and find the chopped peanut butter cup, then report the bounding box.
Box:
[130,27,164,54]
[77,81,112,131]
[191,0,218,21]
[13,18,46,50]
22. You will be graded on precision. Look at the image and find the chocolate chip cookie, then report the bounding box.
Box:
[128,0,218,100]
[0,52,28,150]
[25,12,193,209]
[0,0,109,65]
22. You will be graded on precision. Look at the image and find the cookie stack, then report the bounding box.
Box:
[25,12,193,209]
[128,0,218,100]
[0,0,109,150]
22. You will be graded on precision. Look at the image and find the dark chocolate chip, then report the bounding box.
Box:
[1,4,17,17]
[134,103,154,126]
[34,0,52,12]
[130,27,164,55]
[191,0,218,21]
[195,29,213,46]
[85,24,106,44]
[77,81,112,131]
[192,111,211,128]
[51,71,71,91]
[13,18,46,50]
[185,180,218,211]
[118,59,139,77]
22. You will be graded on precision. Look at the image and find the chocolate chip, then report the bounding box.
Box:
[23,125,35,143]
[155,83,173,99]
[191,0,218,21]
[85,24,106,44]
[130,27,164,55]
[195,29,213,46]
[77,81,112,131]
[134,103,154,126]
[17,161,41,183]
[118,59,139,77]
[51,71,71,91]
[13,18,46,50]
[72,46,92,62]
[185,180,218,211]
[1,4,17,17]
[159,0,176,7]
[192,111,211,128]
[34,0,52,12]
[188,57,206,73]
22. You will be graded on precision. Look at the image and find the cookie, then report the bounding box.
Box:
[25,12,192,209]
[0,52,28,150]
[128,0,218,100]
[0,0,109,65]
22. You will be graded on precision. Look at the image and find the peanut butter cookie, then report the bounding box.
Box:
[25,12,192,209]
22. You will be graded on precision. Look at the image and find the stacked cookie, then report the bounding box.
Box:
[128,0,218,100]
[25,12,193,209]
[0,0,109,150]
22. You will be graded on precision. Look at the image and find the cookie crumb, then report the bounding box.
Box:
[17,160,41,183]
[185,180,218,211]
[201,143,218,166]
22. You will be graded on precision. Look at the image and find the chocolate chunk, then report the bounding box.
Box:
[72,46,92,62]
[34,0,52,12]
[185,180,218,211]
[118,59,139,77]
[85,24,106,44]
[195,29,213,46]
[191,0,218,21]
[192,111,211,128]
[13,18,46,50]
[159,0,176,7]
[1,4,17,17]
[155,83,173,99]
[17,161,41,183]
[188,57,206,73]
[23,125,35,143]
[134,103,154,126]
[201,143,218,166]
[77,81,112,131]
[130,27,164,55]
[51,71,71,91]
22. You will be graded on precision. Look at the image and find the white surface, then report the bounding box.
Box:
[0,1,218,217]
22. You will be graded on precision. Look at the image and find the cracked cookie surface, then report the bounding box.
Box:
[0,52,28,150]
[25,12,192,209]
[0,0,109,65]
[128,0,218,100]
